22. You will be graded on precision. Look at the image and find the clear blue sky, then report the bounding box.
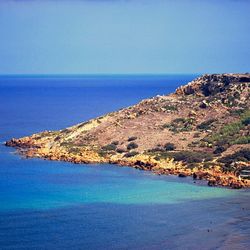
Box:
[0,0,249,75]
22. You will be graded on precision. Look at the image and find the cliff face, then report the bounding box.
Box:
[6,74,250,188]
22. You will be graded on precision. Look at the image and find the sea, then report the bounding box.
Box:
[0,75,249,250]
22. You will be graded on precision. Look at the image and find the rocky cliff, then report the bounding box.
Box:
[6,74,250,188]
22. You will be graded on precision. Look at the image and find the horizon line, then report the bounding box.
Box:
[0,73,202,78]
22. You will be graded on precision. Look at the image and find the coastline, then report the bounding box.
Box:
[5,73,250,189]
[5,138,248,189]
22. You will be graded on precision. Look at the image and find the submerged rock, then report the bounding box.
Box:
[208,179,217,187]
[178,173,187,178]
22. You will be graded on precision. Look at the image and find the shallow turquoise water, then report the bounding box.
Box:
[1,145,249,250]
[0,75,249,249]
[0,146,239,211]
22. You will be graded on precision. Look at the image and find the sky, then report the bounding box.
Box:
[0,0,249,75]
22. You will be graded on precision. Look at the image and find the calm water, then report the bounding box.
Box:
[0,75,249,250]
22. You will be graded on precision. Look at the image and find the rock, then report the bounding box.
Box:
[193,172,198,179]
[199,100,209,109]
[208,179,217,186]
[178,173,187,178]
[189,110,197,117]
[230,181,242,189]
[196,171,209,180]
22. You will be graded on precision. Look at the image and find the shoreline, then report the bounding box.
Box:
[5,73,250,190]
[5,139,249,189]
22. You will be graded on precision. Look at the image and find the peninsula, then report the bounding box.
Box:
[6,74,250,188]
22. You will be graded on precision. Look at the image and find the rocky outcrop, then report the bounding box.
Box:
[5,74,250,189]
[175,73,250,97]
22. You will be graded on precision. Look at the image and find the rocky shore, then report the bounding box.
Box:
[6,137,248,189]
[6,74,250,189]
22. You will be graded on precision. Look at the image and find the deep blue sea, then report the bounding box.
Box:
[0,75,249,250]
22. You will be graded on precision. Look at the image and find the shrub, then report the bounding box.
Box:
[162,123,171,129]
[173,118,186,123]
[128,136,137,141]
[229,109,245,116]
[163,105,177,111]
[98,150,108,157]
[197,119,217,130]
[233,91,240,99]
[240,109,250,123]
[116,148,126,153]
[162,117,194,132]
[188,141,200,148]
[61,128,71,134]
[101,143,117,151]
[227,95,236,106]
[60,141,74,147]
[156,150,213,163]
[148,147,164,153]
[215,138,231,147]
[239,77,250,82]
[213,146,226,154]
[54,136,61,141]
[193,133,200,138]
[218,149,250,166]
[111,141,119,145]
[204,110,250,147]
[220,122,243,136]
[242,117,250,126]
[232,136,250,144]
[124,151,139,158]
[164,143,176,151]
[154,156,160,161]
[187,162,199,169]
[69,147,81,154]
[221,164,238,173]
[127,142,138,150]
[174,151,213,163]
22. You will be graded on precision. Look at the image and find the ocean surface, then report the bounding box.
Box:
[0,75,249,250]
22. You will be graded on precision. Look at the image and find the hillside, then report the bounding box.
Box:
[6,74,250,188]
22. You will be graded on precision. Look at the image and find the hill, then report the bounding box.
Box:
[6,74,250,188]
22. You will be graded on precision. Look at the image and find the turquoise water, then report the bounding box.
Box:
[0,75,249,249]
[0,146,238,211]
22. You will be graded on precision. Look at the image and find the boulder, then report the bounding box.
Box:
[199,100,209,109]
[208,179,217,186]
[178,173,187,178]
[230,181,242,189]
